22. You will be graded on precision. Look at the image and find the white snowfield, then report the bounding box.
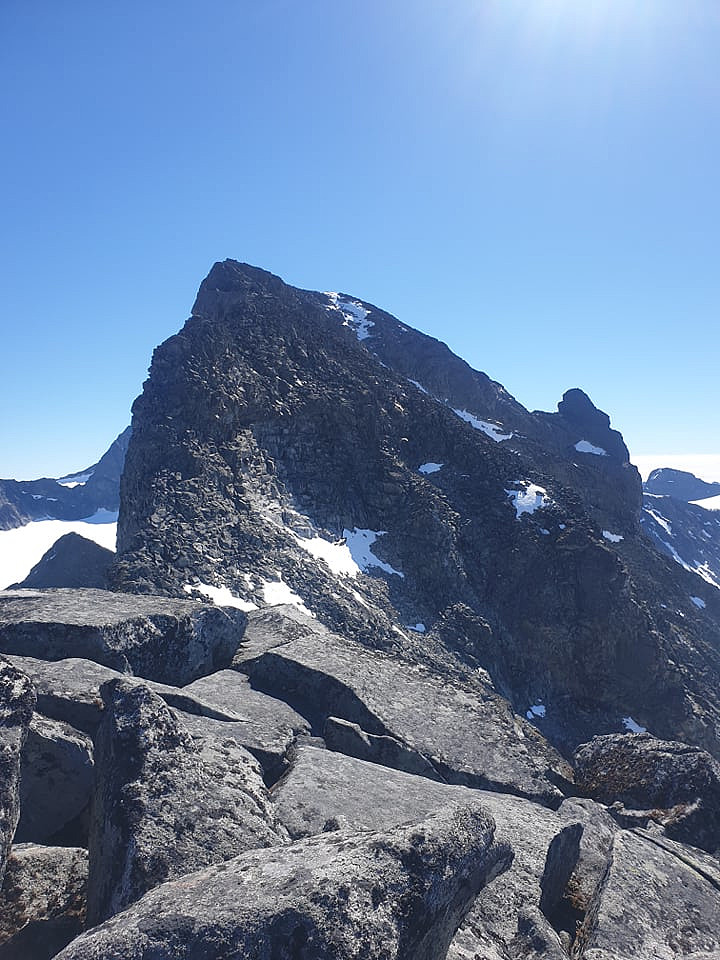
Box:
[622,716,647,734]
[56,471,94,488]
[418,462,443,475]
[294,534,361,578]
[184,576,314,617]
[343,528,405,578]
[183,582,258,612]
[0,512,118,590]
[691,494,720,511]
[505,483,549,519]
[452,408,513,442]
[574,440,607,456]
[691,596,707,610]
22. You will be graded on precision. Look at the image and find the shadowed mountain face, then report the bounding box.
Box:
[0,429,131,531]
[645,468,720,503]
[111,260,720,759]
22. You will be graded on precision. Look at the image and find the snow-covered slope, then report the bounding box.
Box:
[0,512,117,589]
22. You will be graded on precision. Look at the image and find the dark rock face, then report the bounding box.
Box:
[87,678,285,925]
[16,714,94,845]
[646,467,720,503]
[11,533,114,590]
[109,260,720,761]
[0,844,87,960]
[0,427,130,532]
[0,588,245,685]
[57,804,512,960]
[0,660,35,885]
[574,733,720,854]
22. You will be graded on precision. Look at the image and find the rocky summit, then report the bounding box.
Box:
[1,259,719,959]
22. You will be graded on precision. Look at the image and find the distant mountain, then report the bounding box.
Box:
[645,467,720,503]
[641,468,720,590]
[0,427,130,531]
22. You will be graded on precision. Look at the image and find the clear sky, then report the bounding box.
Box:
[1,0,718,480]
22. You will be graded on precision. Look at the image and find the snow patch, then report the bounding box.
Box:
[408,622,426,633]
[622,716,647,734]
[453,409,513,442]
[645,509,672,536]
[418,462,443,475]
[602,530,624,543]
[183,582,258,611]
[575,440,608,456]
[691,596,707,610]
[343,528,405,578]
[294,534,361,578]
[0,516,118,590]
[505,483,550,519]
[526,702,546,720]
[407,379,429,394]
[56,471,94,488]
[326,293,375,341]
[261,577,314,616]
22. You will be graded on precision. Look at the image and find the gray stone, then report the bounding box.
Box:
[324,715,441,780]
[0,588,246,685]
[180,669,310,778]
[16,714,94,844]
[239,611,569,805]
[0,844,87,960]
[574,732,720,854]
[0,660,35,885]
[3,654,246,734]
[57,804,512,960]
[87,678,286,925]
[272,744,581,959]
[576,829,720,958]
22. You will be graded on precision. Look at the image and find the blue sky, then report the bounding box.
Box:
[1,0,718,479]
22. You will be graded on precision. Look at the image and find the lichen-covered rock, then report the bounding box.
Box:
[238,612,569,805]
[16,714,93,844]
[3,654,245,734]
[272,744,581,958]
[576,829,720,958]
[87,678,286,924]
[180,668,310,778]
[0,660,35,885]
[0,844,87,960]
[0,589,246,685]
[57,804,511,960]
[574,732,720,854]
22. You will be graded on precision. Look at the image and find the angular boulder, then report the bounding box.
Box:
[0,844,87,960]
[0,660,35,885]
[574,733,720,854]
[57,804,511,960]
[16,714,94,845]
[87,678,286,925]
[0,589,246,685]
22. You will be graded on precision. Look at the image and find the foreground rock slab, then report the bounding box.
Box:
[0,844,87,960]
[87,678,286,925]
[574,732,720,854]
[57,804,512,960]
[0,659,35,885]
[0,589,246,685]
[237,609,569,805]
[273,744,578,958]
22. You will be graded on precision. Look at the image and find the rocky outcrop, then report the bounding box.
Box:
[641,490,720,590]
[574,732,720,854]
[0,427,130,532]
[0,588,246,685]
[0,844,87,960]
[0,660,35,885]
[87,678,285,924]
[11,533,114,590]
[235,608,570,805]
[16,714,94,845]
[57,804,511,960]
